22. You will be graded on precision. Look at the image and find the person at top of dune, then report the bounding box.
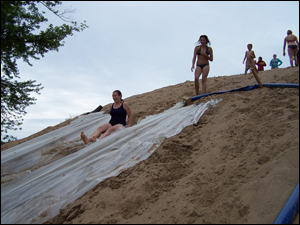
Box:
[256,56,267,71]
[270,54,283,69]
[243,43,258,75]
[191,34,213,95]
[80,90,132,144]
[283,30,299,67]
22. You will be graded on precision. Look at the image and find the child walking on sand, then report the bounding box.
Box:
[243,44,258,75]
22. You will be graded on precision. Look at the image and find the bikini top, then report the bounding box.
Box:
[197,46,210,55]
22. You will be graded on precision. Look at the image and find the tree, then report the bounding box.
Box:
[1,1,88,141]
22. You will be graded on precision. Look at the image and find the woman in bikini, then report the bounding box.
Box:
[283,30,299,67]
[191,35,213,95]
[80,90,132,144]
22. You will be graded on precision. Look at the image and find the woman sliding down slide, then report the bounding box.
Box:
[80,90,132,144]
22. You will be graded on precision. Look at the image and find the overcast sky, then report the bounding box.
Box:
[6,1,299,140]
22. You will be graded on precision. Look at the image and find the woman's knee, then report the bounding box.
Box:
[288,49,294,56]
[194,72,200,80]
[195,68,202,78]
[105,126,114,133]
[97,123,111,132]
[202,72,209,81]
[106,127,115,133]
[293,49,298,57]
[202,75,209,84]
[103,126,119,136]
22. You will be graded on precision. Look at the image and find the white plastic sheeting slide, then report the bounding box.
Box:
[1,112,112,176]
[1,99,222,224]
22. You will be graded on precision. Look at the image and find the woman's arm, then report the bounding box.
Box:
[283,37,287,55]
[191,46,198,71]
[123,102,132,127]
[208,47,213,62]
[295,36,299,47]
[252,51,256,59]
[243,52,247,63]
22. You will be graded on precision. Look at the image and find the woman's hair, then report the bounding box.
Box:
[113,90,123,101]
[196,35,211,46]
[287,30,293,35]
[258,56,262,60]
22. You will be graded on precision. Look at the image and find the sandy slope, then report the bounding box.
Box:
[2,67,299,224]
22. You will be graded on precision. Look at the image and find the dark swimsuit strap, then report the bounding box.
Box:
[198,46,209,55]
[112,101,123,109]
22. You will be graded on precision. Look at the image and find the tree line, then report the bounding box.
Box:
[1,1,88,143]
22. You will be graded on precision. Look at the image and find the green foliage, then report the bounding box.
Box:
[1,1,88,141]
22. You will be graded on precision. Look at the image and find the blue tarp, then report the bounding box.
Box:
[273,181,299,224]
[191,83,299,102]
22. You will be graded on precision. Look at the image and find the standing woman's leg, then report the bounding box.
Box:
[293,47,298,66]
[201,65,210,94]
[194,66,202,95]
[288,47,295,66]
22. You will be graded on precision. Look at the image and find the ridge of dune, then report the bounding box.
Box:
[2,67,299,224]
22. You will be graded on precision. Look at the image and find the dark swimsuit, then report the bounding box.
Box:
[287,40,298,50]
[196,46,210,69]
[109,102,127,126]
[288,45,298,50]
[197,63,209,69]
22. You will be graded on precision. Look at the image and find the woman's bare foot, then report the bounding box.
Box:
[80,132,90,144]
[91,136,97,142]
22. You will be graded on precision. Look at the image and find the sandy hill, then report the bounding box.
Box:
[1,66,299,224]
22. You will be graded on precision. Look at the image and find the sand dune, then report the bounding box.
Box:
[2,66,299,224]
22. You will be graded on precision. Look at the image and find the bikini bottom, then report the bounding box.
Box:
[197,63,209,69]
[288,45,298,50]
